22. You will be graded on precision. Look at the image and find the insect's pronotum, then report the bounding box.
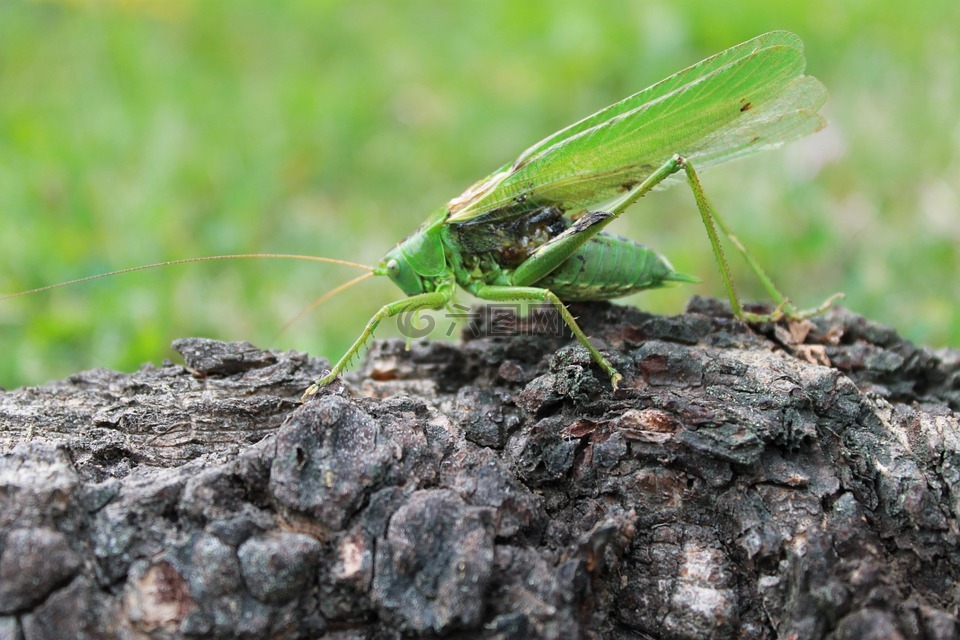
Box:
[3,31,841,398]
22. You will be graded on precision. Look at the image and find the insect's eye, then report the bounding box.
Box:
[386,259,400,277]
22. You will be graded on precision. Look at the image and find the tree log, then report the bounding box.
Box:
[0,297,957,639]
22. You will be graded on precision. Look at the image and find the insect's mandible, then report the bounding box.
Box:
[300,30,841,399]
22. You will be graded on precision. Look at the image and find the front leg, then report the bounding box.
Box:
[473,284,622,391]
[302,290,450,401]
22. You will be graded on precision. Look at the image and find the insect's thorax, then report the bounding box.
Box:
[443,206,568,287]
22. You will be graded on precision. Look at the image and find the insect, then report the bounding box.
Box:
[300,30,840,399]
[3,31,841,398]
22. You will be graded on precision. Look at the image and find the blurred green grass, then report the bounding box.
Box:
[1,0,958,388]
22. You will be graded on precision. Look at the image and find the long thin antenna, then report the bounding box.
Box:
[0,254,374,301]
[272,271,376,343]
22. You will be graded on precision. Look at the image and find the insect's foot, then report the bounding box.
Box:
[737,292,844,324]
[300,384,321,403]
[610,370,623,392]
[300,371,339,402]
[594,358,623,392]
[736,297,792,323]
[788,292,845,320]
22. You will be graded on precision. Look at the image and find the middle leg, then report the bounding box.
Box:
[474,284,623,390]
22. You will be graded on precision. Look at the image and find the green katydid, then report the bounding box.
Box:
[301,30,841,399]
[3,31,840,397]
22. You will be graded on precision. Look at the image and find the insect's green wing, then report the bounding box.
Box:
[512,31,807,167]
[447,31,825,222]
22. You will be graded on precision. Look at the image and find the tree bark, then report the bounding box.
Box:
[0,297,957,639]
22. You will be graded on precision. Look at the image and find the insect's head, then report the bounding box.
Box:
[375,223,447,296]
[376,245,426,296]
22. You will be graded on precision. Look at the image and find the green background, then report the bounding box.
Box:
[1,0,958,388]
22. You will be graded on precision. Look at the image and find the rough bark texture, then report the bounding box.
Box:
[0,297,958,639]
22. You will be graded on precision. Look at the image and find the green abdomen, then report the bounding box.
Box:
[536,232,695,301]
